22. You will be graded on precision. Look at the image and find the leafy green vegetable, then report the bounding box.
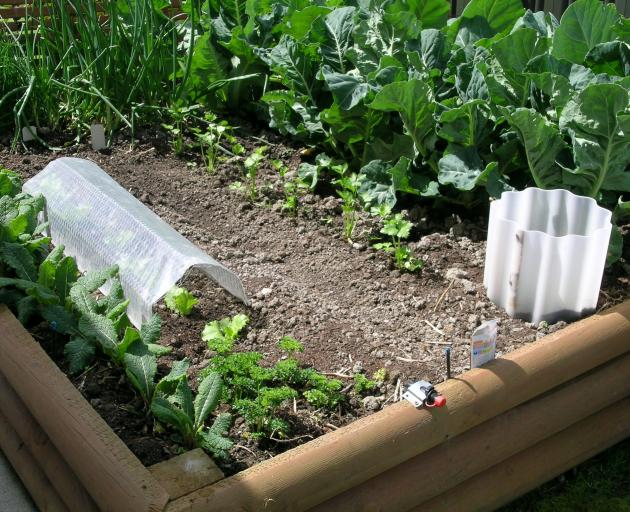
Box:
[164,286,198,316]
[558,83,630,198]
[353,373,377,394]
[373,211,424,273]
[203,313,249,354]
[151,365,233,458]
[552,0,620,65]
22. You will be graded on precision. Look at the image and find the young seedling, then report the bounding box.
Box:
[243,146,267,201]
[164,286,198,316]
[353,373,377,394]
[335,173,364,241]
[193,114,228,173]
[161,104,201,155]
[272,159,301,216]
[373,209,423,273]
[277,336,303,356]
[201,329,344,439]
[202,314,249,354]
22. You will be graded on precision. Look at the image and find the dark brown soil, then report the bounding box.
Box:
[3,132,628,473]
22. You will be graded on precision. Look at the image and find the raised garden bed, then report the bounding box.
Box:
[5,140,629,470]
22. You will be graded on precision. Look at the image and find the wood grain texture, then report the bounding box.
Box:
[0,306,170,512]
[312,351,630,511]
[417,397,630,512]
[150,449,224,501]
[0,408,68,512]
[166,300,630,512]
[0,372,99,512]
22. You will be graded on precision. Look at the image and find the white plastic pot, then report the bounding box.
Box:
[484,188,612,325]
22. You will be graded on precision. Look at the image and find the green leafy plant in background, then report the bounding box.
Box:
[1,0,198,144]
[151,360,233,458]
[186,0,628,260]
[164,286,198,316]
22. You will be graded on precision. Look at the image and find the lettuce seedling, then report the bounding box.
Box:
[202,313,249,354]
[151,360,233,459]
[164,286,198,316]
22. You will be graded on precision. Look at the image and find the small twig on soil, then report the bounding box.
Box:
[132,147,155,159]
[217,144,235,157]
[325,423,339,430]
[423,319,446,336]
[433,280,455,312]
[597,302,610,314]
[423,339,452,346]
[270,434,314,444]
[396,356,423,363]
[384,379,401,405]
[342,383,354,393]
[322,372,353,379]
[293,397,297,414]
[76,362,98,380]
[234,444,257,456]
[250,135,276,146]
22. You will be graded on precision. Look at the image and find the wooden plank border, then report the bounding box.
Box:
[0,305,170,512]
[0,301,629,511]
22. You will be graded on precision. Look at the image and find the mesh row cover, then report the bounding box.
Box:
[24,157,248,327]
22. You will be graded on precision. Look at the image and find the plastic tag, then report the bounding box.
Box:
[90,123,107,150]
[22,126,37,142]
[470,320,497,369]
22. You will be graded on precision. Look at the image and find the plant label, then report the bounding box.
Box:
[90,123,107,150]
[22,126,37,142]
[470,320,497,369]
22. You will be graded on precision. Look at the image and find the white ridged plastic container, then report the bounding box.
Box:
[484,188,612,325]
[24,157,248,327]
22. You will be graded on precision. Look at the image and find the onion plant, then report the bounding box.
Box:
[0,0,196,144]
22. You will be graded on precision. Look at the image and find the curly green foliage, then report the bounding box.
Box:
[233,386,297,439]
[202,332,345,438]
[353,373,377,394]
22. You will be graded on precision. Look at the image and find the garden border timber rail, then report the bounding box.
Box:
[0,301,628,512]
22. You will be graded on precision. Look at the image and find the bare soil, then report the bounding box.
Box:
[3,130,628,473]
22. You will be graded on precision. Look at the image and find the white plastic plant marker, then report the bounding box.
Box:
[21,126,37,142]
[90,123,107,150]
[470,320,497,369]
[484,188,612,325]
[23,157,248,326]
